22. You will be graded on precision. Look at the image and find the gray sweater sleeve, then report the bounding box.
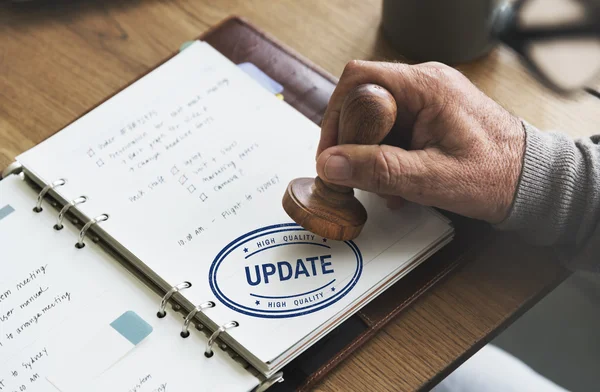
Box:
[495,121,600,274]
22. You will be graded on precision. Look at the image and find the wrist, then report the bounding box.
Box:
[493,120,588,245]
[487,116,527,224]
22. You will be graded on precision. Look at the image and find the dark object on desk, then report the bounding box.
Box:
[381,0,501,64]
[282,84,397,241]
[381,0,600,96]
[495,0,600,95]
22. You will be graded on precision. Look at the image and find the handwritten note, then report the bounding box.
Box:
[0,261,81,362]
[0,175,260,391]
[14,41,453,369]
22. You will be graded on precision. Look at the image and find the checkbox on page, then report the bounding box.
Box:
[199,193,208,202]
[179,175,188,185]
[187,185,196,193]
[96,158,104,167]
[171,165,179,175]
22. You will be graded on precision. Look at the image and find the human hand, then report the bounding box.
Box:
[315,60,526,224]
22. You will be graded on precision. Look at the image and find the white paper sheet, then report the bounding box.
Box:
[16,41,453,369]
[0,174,259,391]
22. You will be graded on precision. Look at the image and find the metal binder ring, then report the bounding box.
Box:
[33,179,66,212]
[180,301,215,338]
[157,281,193,318]
[54,196,88,230]
[205,321,239,358]
[254,372,284,392]
[75,214,109,249]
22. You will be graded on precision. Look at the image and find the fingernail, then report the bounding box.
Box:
[324,155,351,180]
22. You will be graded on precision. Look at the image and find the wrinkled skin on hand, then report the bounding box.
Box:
[316,60,526,224]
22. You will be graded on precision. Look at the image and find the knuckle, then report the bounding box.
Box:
[342,60,365,76]
[369,148,402,193]
[418,62,462,86]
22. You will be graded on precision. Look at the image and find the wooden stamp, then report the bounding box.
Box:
[282,84,398,240]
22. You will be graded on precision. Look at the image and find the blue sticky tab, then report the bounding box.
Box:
[237,62,284,94]
[179,41,195,52]
[110,311,153,345]
[0,205,15,221]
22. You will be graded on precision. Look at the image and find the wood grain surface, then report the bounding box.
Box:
[1,1,598,391]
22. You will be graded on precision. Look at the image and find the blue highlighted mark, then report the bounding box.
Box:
[0,205,15,221]
[237,62,284,94]
[110,311,153,345]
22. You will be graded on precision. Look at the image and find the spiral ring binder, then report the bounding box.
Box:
[33,178,66,212]
[75,214,109,249]
[157,281,193,318]
[255,372,284,392]
[180,301,215,338]
[54,196,88,230]
[205,320,239,358]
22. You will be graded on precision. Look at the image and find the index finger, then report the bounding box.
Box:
[316,60,418,158]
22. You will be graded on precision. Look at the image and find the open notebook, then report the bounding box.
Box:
[1,40,453,390]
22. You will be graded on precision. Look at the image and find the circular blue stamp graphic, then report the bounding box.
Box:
[208,223,363,318]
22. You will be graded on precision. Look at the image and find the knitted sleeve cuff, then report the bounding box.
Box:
[494,120,589,247]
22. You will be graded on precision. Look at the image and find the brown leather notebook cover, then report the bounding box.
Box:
[197,16,489,391]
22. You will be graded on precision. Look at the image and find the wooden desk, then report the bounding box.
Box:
[1,1,598,391]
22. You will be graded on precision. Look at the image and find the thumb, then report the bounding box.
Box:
[316,144,432,199]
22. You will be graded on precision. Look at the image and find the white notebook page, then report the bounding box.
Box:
[0,174,258,391]
[16,41,453,369]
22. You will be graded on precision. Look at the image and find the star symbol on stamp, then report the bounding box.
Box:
[243,248,248,253]
[255,300,260,306]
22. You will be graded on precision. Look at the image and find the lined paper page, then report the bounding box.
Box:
[0,174,258,391]
[16,41,453,368]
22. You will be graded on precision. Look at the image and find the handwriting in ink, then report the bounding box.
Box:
[136,152,161,170]
[120,110,158,135]
[221,201,242,220]
[213,174,240,192]
[147,176,166,190]
[0,308,13,323]
[182,152,202,167]
[184,108,209,124]
[257,175,280,193]
[238,143,260,160]
[164,129,193,151]
[108,132,149,160]
[194,116,214,131]
[129,374,152,392]
[149,134,168,150]
[153,383,167,392]
[177,226,206,247]
[15,292,71,335]
[170,106,183,118]
[202,161,236,183]
[220,141,238,155]
[98,136,116,150]
[0,287,12,304]
[21,347,49,371]
[16,265,48,291]
[192,161,210,175]
[129,190,145,203]
[19,286,49,310]
[187,94,202,107]
[206,78,229,94]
